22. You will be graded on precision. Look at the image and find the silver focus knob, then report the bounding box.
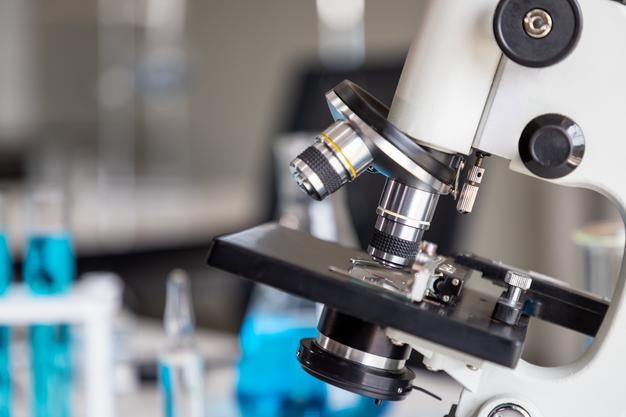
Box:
[492,271,533,326]
[457,154,487,214]
[505,271,532,291]
[456,184,479,214]
[523,9,553,39]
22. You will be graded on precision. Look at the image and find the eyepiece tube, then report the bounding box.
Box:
[368,179,440,268]
[290,121,373,200]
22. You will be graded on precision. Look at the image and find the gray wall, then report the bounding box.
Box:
[187,0,425,183]
[2,0,623,363]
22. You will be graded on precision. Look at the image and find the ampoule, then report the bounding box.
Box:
[158,270,206,417]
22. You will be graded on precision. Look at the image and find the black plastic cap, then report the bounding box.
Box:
[493,0,582,68]
[519,114,585,179]
[492,299,524,325]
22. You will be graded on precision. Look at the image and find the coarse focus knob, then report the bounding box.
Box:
[518,114,585,179]
[493,0,582,68]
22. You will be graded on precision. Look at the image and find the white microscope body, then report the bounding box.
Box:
[388,0,626,416]
[208,1,626,415]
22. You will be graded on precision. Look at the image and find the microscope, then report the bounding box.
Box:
[208,0,626,415]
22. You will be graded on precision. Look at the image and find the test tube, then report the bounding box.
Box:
[24,190,75,417]
[0,194,12,417]
[0,193,10,294]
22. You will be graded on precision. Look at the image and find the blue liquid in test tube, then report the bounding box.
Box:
[0,230,11,417]
[24,236,74,295]
[24,192,75,417]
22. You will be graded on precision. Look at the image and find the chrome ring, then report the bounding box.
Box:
[325,91,451,195]
[316,334,408,371]
[376,207,431,229]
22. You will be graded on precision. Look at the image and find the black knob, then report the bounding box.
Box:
[518,114,585,179]
[493,0,583,68]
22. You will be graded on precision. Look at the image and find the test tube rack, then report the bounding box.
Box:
[0,278,120,417]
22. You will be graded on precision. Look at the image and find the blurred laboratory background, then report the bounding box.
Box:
[0,0,623,416]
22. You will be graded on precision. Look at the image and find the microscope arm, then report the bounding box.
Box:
[387,0,626,416]
[208,0,626,415]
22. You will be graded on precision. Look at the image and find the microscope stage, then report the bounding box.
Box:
[207,223,528,368]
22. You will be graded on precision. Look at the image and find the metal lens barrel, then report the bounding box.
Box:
[368,179,440,268]
[290,121,373,200]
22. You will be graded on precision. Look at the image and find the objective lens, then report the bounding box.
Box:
[290,121,372,200]
[368,179,440,268]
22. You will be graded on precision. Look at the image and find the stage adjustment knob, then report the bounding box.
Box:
[518,113,585,179]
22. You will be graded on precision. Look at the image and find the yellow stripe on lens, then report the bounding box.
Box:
[320,133,358,178]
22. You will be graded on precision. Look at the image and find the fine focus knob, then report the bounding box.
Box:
[518,114,585,179]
